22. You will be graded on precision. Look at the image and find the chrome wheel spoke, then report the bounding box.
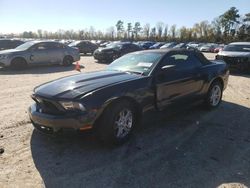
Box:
[210,85,222,106]
[116,126,124,137]
[114,108,133,138]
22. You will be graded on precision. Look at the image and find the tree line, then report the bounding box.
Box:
[13,7,250,43]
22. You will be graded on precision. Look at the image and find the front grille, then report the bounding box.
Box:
[222,56,249,64]
[32,95,64,115]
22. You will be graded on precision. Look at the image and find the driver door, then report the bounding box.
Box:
[29,43,50,65]
[155,51,203,109]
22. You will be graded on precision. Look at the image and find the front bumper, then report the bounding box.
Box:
[216,55,250,71]
[93,52,113,61]
[29,103,94,133]
[0,59,11,67]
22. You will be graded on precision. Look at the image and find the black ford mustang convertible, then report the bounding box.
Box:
[29,49,229,144]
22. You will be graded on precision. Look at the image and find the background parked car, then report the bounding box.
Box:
[0,39,24,51]
[93,42,141,62]
[137,41,156,49]
[160,42,178,49]
[173,43,188,49]
[149,42,166,49]
[0,41,80,69]
[213,44,225,53]
[68,40,98,55]
[216,42,250,72]
[199,43,217,52]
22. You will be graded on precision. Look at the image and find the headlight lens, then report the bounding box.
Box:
[59,101,86,111]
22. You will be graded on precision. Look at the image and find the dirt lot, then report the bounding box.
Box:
[0,53,250,188]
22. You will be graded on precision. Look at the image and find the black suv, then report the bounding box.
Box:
[93,42,141,62]
[69,40,98,55]
[0,39,24,50]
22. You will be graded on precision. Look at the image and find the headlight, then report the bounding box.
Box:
[59,101,86,111]
[0,55,9,59]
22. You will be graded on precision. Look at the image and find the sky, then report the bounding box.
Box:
[0,0,249,34]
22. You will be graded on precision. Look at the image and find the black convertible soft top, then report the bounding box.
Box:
[134,48,212,65]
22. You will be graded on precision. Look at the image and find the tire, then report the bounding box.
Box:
[10,58,28,70]
[205,81,223,109]
[96,100,136,145]
[62,56,73,66]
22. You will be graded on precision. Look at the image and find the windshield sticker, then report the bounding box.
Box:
[137,62,153,67]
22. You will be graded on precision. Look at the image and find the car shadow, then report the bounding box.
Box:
[0,64,85,75]
[80,53,93,57]
[30,101,250,188]
[94,60,112,65]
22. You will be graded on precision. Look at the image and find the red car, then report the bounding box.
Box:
[214,45,224,53]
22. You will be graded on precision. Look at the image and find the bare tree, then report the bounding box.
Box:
[163,24,168,41]
[156,22,164,39]
[143,23,150,39]
[170,25,176,39]
[133,22,142,39]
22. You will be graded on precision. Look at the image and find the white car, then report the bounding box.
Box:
[216,42,250,72]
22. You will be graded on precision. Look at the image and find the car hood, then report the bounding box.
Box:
[34,70,141,99]
[218,51,250,57]
[0,49,22,55]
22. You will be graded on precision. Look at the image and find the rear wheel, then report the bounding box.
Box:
[62,56,73,66]
[205,81,223,109]
[96,100,136,145]
[10,58,28,70]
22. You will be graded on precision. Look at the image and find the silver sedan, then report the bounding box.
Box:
[0,41,80,69]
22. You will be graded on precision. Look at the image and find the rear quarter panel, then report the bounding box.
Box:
[200,60,229,94]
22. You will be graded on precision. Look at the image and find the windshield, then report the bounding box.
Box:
[106,52,163,75]
[15,41,36,50]
[223,44,250,52]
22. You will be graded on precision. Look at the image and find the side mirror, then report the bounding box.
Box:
[161,64,175,71]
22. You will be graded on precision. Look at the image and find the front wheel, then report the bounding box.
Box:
[96,100,136,145]
[10,58,28,70]
[205,81,223,109]
[62,56,73,66]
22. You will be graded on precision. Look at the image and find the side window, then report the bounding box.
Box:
[47,42,64,49]
[36,43,48,50]
[161,52,201,70]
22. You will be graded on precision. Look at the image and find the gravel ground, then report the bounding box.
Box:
[0,53,250,188]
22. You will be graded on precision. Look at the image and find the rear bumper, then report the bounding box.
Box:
[29,104,93,133]
[73,54,81,62]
